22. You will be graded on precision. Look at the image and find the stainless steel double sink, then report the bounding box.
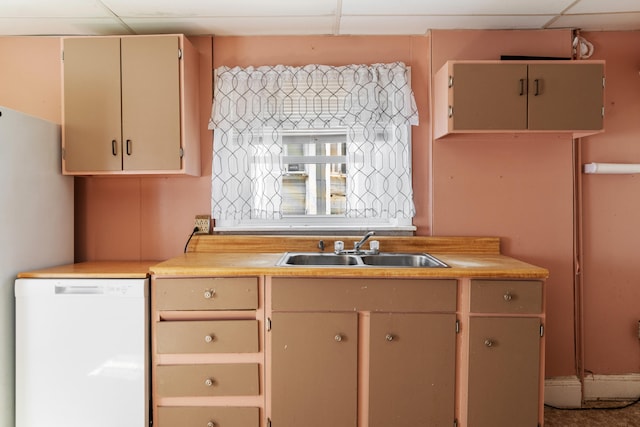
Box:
[276,252,448,268]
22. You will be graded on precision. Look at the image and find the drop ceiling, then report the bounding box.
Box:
[0,0,639,36]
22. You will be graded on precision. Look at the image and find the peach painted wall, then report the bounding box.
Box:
[0,37,62,123]
[212,36,432,233]
[430,30,576,378]
[580,31,640,375]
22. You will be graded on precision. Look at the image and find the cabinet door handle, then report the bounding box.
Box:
[519,79,525,96]
[111,140,118,156]
[534,79,540,96]
[126,139,132,155]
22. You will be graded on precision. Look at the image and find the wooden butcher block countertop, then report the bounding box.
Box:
[17,261,157,278]
[16,236,549,279]
[150,235,549,279]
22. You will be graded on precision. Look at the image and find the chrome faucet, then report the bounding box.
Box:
[354,231,375,253]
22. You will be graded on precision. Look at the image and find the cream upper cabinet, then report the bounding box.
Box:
[434,60,605,139]
[62,35,200,175]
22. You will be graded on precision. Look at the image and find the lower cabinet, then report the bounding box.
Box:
[467,317,541,427]
[151,276,263,427]
[462,279,545,427]
[271,312,358,427]
[269,278,457,427]
[157,406,260,427]
[151,275,545,427]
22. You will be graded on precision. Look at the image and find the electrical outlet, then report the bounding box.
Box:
[194,215,211,234]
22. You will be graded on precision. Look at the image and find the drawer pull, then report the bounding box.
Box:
[484,339,495,348]
[334,334,343,342]
[204,378,215,387]
[503,292,513,302]
[204,334,215,343]
[385,334,395,342]
[207,422,217,427]
[204,289,216,299]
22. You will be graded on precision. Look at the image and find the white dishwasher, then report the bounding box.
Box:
[15,278,149,427]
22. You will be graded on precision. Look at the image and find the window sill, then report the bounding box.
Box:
[213,224,416,235]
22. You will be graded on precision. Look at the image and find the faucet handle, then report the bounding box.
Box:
[334,241,344,253]
[369,240,380,253]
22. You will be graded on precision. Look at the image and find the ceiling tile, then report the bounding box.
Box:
[339,15,557,34]
[103,0,338,17]
[549,12,640,31]
[565,0,640,14]
[341,0,574,15]
[0,17,131,35]
[0,0,112,17]
[124,16,336,36]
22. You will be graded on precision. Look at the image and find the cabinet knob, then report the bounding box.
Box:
[334,334,343,342]
[385,334,395,342]
[207,422,217,427]
[503,292,513,302]
[204,290,215,299]
[484,339,495,348]
[204,334,215,343]
[204,378,215,387]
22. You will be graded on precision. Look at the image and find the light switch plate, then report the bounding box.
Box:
[194,215,211,234]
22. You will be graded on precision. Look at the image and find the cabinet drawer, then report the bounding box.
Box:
[157,406,259,427]
[470,280,542,314]
[156,364,259,397]
[272,278,456,312]
[156,320,259,354]
[155,277,258,310]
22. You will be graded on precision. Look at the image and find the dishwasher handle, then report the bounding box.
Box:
[55,285,104,295]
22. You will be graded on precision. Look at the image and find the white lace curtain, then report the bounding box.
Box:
[208,62,419,222]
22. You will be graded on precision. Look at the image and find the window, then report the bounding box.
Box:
[208,63,418,232]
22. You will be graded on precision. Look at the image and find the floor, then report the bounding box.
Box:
[544,400,640,426]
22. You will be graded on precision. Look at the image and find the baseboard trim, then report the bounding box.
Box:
[545,376,582,408]
[545,373,640,407]
[583,373,640,401]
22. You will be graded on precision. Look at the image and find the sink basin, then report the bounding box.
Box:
[276,252,448,268]
[361,253,448,268]
[280,253,361,266]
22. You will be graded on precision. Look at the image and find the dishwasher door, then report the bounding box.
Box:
[15,278,148,427]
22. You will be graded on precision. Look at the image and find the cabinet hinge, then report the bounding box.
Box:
[178,48,183,60]
[455,319,460,334]
[61,50,64,61]
[267,317,272,332]
[540,323,545,337]
[448,105,453,118]
[602,106,605,117]
[179,147,184,158]
[602,77,606,88]
[448,75,453,88]
[267,418,272,427]
[61,147,66,160]
[454,419,458,427]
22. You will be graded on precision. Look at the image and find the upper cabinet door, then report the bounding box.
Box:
[528,63,604,131]
[63,37,122,172]
[121,36,182,171]
[451,63,528,131]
